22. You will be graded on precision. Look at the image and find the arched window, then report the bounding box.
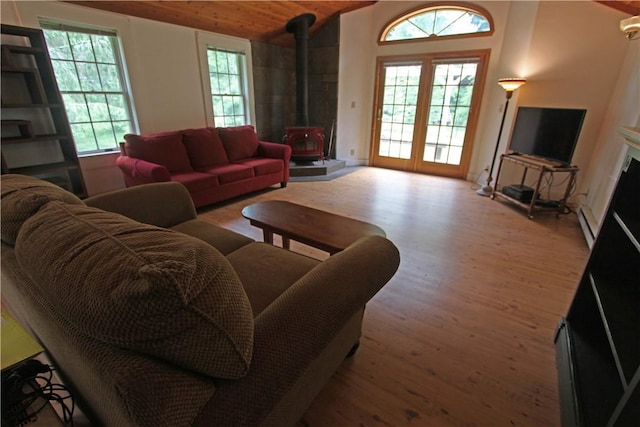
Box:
[380,4,493,43]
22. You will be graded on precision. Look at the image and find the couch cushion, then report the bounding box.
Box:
[0,174,84,246]
[15,202,254,379]
[218,125,260,161]
[125,132,193,173]
[234,158,284,176]
[170,171,219,193]
[170,219,254,256]
[182,128,229,168]
[199,164,254,184]
[227,243,320,315]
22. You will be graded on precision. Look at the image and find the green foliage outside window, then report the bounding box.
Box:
[207,49,247,127]
[424,63,477,164]
[379,65,421,159]
[43,26,134,154]
[384,7,491,42]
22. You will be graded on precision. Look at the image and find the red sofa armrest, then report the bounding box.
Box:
[258,141,291,161]
[116,155,171,186]
[258,141,291,185]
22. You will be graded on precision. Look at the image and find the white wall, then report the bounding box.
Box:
[579,41,640,233]
[514,1,630,198]
[2,0,254,196]
[0,0,20,24]
[468,0,537,184]
[337,6,375,164]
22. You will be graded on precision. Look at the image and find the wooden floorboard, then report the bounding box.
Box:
[198,166,590,427]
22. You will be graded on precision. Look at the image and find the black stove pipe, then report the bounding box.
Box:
[286,13,316,127]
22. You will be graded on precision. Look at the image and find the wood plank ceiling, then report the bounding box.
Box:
[596,0,640,16]
[66,1,376,46]
[66,1,639,47]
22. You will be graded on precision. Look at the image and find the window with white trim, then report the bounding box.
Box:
[381,5,492,42]
[41,22,135,154]
[206,48,248,127]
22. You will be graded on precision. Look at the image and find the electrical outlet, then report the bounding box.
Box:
[350,149,355,156]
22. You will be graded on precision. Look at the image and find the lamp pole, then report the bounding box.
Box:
[477,78,526,197]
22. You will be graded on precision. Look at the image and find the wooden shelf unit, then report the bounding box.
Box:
[554,139,640,426]
[1,24,86,198]
[491,153,578,219]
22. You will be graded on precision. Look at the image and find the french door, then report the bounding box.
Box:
[370,50,489,178]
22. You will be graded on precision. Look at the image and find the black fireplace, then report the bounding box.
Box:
[284,13,324,163]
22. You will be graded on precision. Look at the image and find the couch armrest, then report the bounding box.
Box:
[258,141,291,161]
[116,155,171,185]
[85,182,198,228]
[258,142,291,184]
[194,235,400,425]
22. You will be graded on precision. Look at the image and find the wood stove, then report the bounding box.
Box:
[285,126,324,163]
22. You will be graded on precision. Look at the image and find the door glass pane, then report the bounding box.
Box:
[424,62,477,164]
[379,65,421,159]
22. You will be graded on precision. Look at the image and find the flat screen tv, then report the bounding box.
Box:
[508,107,586,166]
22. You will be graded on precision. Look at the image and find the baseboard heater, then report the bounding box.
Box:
[577,206,596,248]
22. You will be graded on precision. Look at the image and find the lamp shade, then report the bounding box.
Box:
[498,78,526,92]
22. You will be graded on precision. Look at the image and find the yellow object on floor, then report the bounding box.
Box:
[1,311,44,370]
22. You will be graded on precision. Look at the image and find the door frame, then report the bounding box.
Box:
[369,49,490,179]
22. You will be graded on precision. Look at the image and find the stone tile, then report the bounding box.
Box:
[310,16,340,48]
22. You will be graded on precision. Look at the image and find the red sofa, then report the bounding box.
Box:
[117,125,291,207]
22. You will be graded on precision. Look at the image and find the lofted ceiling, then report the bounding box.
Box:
[65,1,377,46]
[66,1,639,47]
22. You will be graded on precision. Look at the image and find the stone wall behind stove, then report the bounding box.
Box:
[251,41,295,143]
[309,16,339,159]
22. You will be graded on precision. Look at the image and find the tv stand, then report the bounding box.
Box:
[491,154,579,219]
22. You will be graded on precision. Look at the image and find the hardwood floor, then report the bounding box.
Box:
[198,167,590,427]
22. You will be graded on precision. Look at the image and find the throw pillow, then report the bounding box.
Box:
[0,174,84,245]
[182,128,229,168]
[124,132,193,173]
[218,125,260,161]
[15,202,254,379]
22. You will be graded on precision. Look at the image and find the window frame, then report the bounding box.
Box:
[206,47,249,127]
[40,21,136,155]
[378,2,494,45]
[196,32,256,128]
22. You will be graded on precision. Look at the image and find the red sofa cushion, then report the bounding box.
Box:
[200,164,255,184]
[124,132,192,173]
[170,171,219,193]
[234,158,283,176]
[182,128,229,168]
[218,126,259,161]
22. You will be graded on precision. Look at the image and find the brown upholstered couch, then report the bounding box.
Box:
[0,174,400,427]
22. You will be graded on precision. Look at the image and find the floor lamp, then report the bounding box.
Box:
[477,77,526,196]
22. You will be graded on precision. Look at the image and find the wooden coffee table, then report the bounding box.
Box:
[241,200,385,255]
